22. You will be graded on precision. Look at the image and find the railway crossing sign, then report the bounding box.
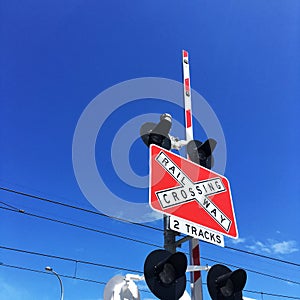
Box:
[149,144,238,239]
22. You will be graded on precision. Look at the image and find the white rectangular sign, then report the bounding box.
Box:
[169,215,224,247]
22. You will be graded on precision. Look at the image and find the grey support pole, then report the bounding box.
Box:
[163,215,176,254]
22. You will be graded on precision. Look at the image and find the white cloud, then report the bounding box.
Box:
[247,241,272,254]
[231,237,246,245]
[246,239,299,255]
[271,240,298,254]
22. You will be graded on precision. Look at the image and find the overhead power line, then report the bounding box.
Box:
[200,257,300,286]
[1,240,300,287]
[224,246,300,267]
[0,186,162,232]
[243,289,300,300]
[2,196,300,281]
[0,205,160,249]
[2,196,300,286]
[1,263,107,286]
[1,262,299,299]
[0,200,19,210]
[1,186,300,268]
[0,245,142,274]
[0,262,150,294]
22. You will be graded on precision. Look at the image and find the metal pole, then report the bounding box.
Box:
[45,267,64,300]
[163,215,176,254]
[182,50,203,300]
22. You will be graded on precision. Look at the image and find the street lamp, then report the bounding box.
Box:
[45,266,64,300]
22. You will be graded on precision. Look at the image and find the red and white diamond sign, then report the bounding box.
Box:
[149,144,238,239]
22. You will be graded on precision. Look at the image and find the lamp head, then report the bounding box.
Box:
[187,138,217,169]
[144,250,187,300]
[207,264,247,300]
[140,114,172,150]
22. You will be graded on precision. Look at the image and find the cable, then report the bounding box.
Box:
[0,263,150,293]
[0,245,142,274]
[0,200,19,211]
[201,257,300,285]
[2,194,300,288]
[1,201,300,286]
[203,282,300,300]
[0,205,161,249]
[1,242,299,288]
[224,246,300,267]
[1,186,300,268]
[0,186,162,232]
[243,289,300,300]
[1,263,105,285]
[1,262,299,299]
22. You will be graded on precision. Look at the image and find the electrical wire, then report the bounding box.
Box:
[0,263,150,294]
[1,263,106,286]
[1,186,300,268]
[1,191,300,291]
[1,200,300,286]
[1,262,299,299]
[0,205,161,249]
[1,238,300,288]
[201,257,300,286]
[203,282,300,300]
[0,200,19,210]
[224,246,300,267]
[0,186,162,232]
[242,289,300,300]
[0,245,142,274]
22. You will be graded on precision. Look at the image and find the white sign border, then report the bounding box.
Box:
[149,144,239,239]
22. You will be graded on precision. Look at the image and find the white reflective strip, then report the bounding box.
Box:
[156,177,226,208]
[186,265,210,272]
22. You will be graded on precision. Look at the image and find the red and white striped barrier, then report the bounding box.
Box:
[182,50,203,300]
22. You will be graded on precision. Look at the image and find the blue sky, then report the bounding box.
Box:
[1,0,300,299]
